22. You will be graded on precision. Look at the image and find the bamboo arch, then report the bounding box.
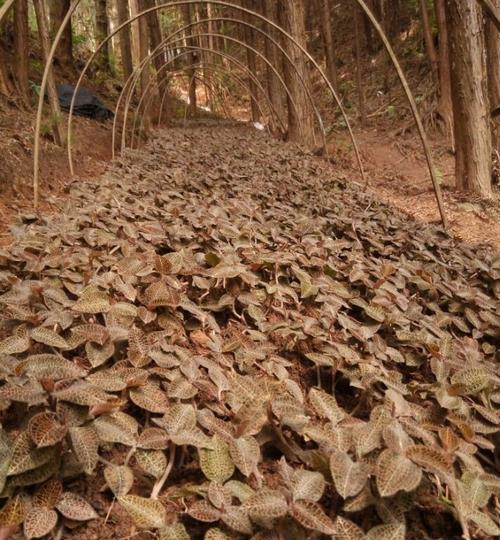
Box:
[119,15,335,151]
[115,42,301,157]
[135,65,272,145]
[32,0,447,227]
[131,60,278,150]
[130,60,276,149]
[34,1,363,209]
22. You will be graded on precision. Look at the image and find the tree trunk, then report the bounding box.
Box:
[243,0,260,122]
[95,0,111,73]
[354,6,366,126]
[419,0,438,82]
[48,0,73,66]
[263,0,285,132]
[33,0,65,146]
[446,0,492,197]
[116,0,134,80]
[181,4,197,116]
[486,0,500,149]
[317,0,337,91]
[0,42,13,96]
[14,0,30,104]
[278,0,315,146]
[435,0,454,146]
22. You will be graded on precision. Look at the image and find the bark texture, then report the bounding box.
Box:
[446,0,492,196]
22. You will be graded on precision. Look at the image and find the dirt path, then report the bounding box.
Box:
[0,123,498,540]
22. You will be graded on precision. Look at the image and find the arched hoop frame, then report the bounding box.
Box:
[115,45,287,156]
[116,42,301,156]
[132,62,277,149]
[130,62,273,148]
[34,1,363,206]
[32,0,447,228]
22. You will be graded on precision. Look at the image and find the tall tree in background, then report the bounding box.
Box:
[95,0,111,73]
[14,0,30,103]
[278,0,315,146]
[435,0,453,145]
[485,0,500,149]
[242,0,260,123]
[262,0,285,129]
[181,3,197,116]
[316,0,338,91]
[48,0,73,66]
[143,0,168,118]
[446,0,492,197]
[33,0,64,146]
[116,0,134,80]
[420,0,438,83]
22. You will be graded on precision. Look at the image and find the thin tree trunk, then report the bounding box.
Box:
[116,0,134,80]
[33,0,64,146]
[144,0,167,119]
[136,0,151,132]
[354,6,366,126]
[435,0,454,146]
[278,0,315,146]
[0,42,13,96]
[263,0,285,132]
[48,0,73,66]
[95,0,111,73]
[243,0,260,122]
[181,4,197,116]
[446,0,492,197]
[419,0,438,82]
[14,0,30,104]
[317,0,337,91]
[486,0,500,149]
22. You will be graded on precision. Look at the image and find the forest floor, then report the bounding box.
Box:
[0,122,498,540]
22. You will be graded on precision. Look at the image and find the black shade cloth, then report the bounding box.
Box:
[56,84,114,121]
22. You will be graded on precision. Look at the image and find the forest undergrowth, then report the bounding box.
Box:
[0,123,498,540]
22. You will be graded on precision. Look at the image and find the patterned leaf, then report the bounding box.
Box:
[365,522,405,540]
[0,334,30,355]
[331,516,365,540]
[137,427,169,450]
[204,529,231,540]
[136,449,167,479]
[329,450,369,499]
[188,500,221,523]
[69,425,99,474]
[376,449,422,497]
[56,492,98,521]
[94,412,138,446]
[291,469,325,502]
[0,495,25,526]
[28,412,67,448]
[406,445,453,480]
[72,290,110,314]
[159,523,191,540]
[19,354,86,380]
[104,465,134,497]
[200,435,235,483]
[222,506,253,534]
[31,327,68,349]
[290,500,335,534]
[32,479,63,508]
[23,507,58,539]
[228,437,260,478]
[243,489,288,519]
[129,382,169,413]
[118,495,166,528]
[309,387,345,425]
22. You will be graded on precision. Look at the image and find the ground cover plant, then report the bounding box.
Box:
[0,124,499,540]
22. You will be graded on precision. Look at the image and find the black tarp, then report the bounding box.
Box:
[56,84,114,121]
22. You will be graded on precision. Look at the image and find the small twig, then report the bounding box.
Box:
[151,443,176,499]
